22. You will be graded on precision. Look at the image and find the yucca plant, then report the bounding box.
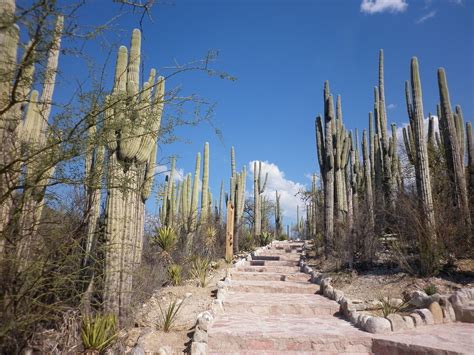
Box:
[167,263,183,286]
[151,226,178,262]
[81,313,117,354]
[379,297,409,318]
[190,256,210,287]
[158,297,186,332]
[259,232,273,246]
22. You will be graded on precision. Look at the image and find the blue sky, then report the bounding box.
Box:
[50,0,473,225]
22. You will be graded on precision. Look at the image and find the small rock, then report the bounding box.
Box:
[402,316,415,329]
[409,290,440,308]
[130,345,145,355]
[334,289,344,303]
[441,301,455,323]
[193,326,208,343]
[386,313,407,332]
[409,312,424,327]
[184,292,193,299]
[364,316,392,334]
[415,308,435,325]
[356,314,370,329]
[428,301,443,324]
[323,285,334,299]
[191,342,208,355]
[158,346,172,355]
[348,309,358,324]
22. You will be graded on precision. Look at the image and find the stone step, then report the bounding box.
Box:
[231,271,310,282]
[248,260,299,267]
[208,313,372,353]
[235,265,300,273]
[210,351,371,355]
[223,293,339,316]
[229,280,318,294]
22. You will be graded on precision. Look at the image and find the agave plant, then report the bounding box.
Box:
[259,232,273,246]
[81,313,117,354]
[167,263,183,286]
[379,297,409,318]
[158,297,186,332]
[151,226,178,262]
[190,256,210,287]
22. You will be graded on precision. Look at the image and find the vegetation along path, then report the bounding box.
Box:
[206,241,474,354]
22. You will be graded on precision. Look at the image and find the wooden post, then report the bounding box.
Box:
[226,201,235,261]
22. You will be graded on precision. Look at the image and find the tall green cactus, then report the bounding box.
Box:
[437,68,471,230]
[190,152,201,232]
[467,122,474,230]
[405,57,437,274]
[362,129,375,261]
[315,81,335,256]
[253,161,268,237]
[200,142,210,223]
[275,190,282,238]
[104,29,165,320]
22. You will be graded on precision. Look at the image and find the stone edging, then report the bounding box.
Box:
[299,256,473,334]
[190,243,274,354]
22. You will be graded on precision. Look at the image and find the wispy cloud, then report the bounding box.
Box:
[449,0,462,4]
[387,103,397,110]
[416,10,437,24]
[249,161,305,223]
[155,164,185,183]
[360,0,408,14]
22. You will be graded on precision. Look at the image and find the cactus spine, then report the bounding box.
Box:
[405,57,437,274]
[104,29,165,320]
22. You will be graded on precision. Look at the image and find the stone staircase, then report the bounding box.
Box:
[207,241,373,354]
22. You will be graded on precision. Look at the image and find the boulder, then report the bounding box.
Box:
[193,327,208,343]
[386,313,407,331]
[408,290,440,308]
[333,289,344,303]
[428,301,443,324]
[415,308,434,325]
[364,316,392,334]
[409,312,423,327]
[191,342,208,355]
[402,316,415,329]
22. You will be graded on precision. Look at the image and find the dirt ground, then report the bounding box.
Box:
[305,248,474,302]
[117,260,228,354]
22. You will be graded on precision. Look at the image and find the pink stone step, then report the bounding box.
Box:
[236,265,300,273]
[210,351,371,355]
[231,271,310,282]
[229,280,318,294]
[208,313,372,352]
[249,260,299,267]
[223,293,339,316]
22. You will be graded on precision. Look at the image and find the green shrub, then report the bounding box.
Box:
[167,264,183,286]
[81,313,117,353]
[239,233,255,252]
[424,284,438,296]
[158,298,185,332]
[277,234,288,241]
[190,256,210,287]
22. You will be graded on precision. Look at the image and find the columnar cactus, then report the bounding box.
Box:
[103,29,165,320]
[200,142,210,223]
[437,68,471,230]
[253,161,268,237]
[315,81,335,256]
[405,57,437,274]
[362,129,375,260]
[275,190,282,238]
[190,152,201,232]
[14,15,63,268]
[467,122,474,231]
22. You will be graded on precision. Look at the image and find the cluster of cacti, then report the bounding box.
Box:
[102,29,165,320]
[253,161,268,237]
[312,49,472,271]
[0,8,63,269]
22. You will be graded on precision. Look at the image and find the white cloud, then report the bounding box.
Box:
[416,10,437,24]
[360,0,408,14]
[155,164,184,183]
[395,115,440,155]
[249,160,306,224]
[387,103,397,110]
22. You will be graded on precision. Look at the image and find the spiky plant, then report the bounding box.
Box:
[158,298,186,332]
[190,256,210,287]
[259,232,273,247]
[152,226,178,260]
[81,313,117,354]
[379,298,409,318]
[167,264,183,286]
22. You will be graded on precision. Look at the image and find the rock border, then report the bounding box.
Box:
[298,256,473,334]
